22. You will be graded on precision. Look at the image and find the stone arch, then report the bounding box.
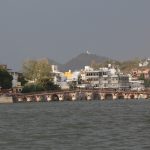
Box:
[85,92,93,100]
[93,92,101,100]
[31,96,36,102]
[26,96,32,102]
[35,95,43,102]
[23,96,27,102]
[40,95,46,102]
[105,93,113,100]
[130,94,135,99]
[78,92,87,100]
[51,94,59,101]
[70,93,77,101]
[16,96,24,103]
[30,96,37,102]
[117,94,124,99]
[45,95,52,102]
[63,93,72,101]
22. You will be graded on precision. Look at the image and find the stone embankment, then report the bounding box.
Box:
[0,95,13,103]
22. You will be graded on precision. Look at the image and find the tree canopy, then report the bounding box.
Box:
[22,59,61,93]
[0,67,13,89]
[21,77,60,93]
[138,74,150,88]
[18,74,28,86]
[22,59,52,83]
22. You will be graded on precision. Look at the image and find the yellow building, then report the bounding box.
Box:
[64,70,73,81]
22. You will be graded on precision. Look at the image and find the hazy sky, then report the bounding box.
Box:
[0,0,150,70]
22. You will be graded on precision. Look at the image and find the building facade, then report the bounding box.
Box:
[80,66,130,90]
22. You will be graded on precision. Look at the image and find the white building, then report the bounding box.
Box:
[79,65,130,90]
[128,74,145,91]
[9,72,22,92]
[52,65,59,73]
[129,80,145,91]
[139,58,150,67]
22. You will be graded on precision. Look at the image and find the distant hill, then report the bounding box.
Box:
[47,58,62,67]
[59,53,111,71]
[36,57,62,68]
[43,53,112,71]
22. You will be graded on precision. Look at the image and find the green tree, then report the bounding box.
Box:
[144,79,150,87]
[40,77,60,91]
[78,74,82,84]
[0,68,13,89]
[18,74,28,86]
[22,78,60,93]
[22,83,44,93]
[138,74,150,88]
[22,59,52,83]
[138,74,145,80]
[22,59,61,92]
[69,81,77,90]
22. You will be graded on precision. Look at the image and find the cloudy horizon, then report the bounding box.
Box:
[0,0,150,70]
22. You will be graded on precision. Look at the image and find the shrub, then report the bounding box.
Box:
[22,83,44,93]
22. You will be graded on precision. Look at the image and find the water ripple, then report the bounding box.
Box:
[0,100,150,149]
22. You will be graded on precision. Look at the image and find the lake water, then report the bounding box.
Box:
[0,99,150,150]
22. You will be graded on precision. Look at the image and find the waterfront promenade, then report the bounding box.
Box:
[12,89,150,103]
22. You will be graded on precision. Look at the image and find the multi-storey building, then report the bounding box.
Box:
[80,65,130,90]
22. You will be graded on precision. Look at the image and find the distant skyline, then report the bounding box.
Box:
[0,0,150,70]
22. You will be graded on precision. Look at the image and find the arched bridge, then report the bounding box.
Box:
[12,89,150,103]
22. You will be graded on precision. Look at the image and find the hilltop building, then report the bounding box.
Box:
[139,58,150,67]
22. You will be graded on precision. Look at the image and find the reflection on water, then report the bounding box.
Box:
[0,100,150,150]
